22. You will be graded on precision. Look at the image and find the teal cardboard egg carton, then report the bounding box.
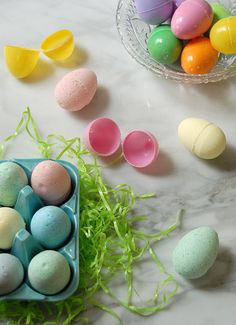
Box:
[0,158,80,301]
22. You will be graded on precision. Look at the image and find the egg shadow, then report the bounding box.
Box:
[99,146,125,169]
[200,144,236,172]
[171,76,236,111]
[69,86,110,121]
[53,45,88,68]
[189,247,234,289]
[188,77,236,108]
[21,58,54,83]
[136,150,175,176]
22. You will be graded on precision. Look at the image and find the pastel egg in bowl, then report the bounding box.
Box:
[116,0,236,84]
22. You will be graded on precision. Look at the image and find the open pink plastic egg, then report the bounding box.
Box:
[83,118,121,157]
[122,130,159,168]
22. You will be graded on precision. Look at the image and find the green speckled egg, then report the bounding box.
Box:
[0,162,28,207]
[172,227,219,279]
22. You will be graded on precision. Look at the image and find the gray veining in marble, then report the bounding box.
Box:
[1,0,236,324]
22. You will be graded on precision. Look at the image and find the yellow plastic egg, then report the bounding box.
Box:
[4,46,40,79]
[178,118,226,159]
[210,16,236,54]
[40,29,74,60]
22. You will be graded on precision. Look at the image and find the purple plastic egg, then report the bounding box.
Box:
[135,0,174,25]
[171,0,213,39]
[174,0,185,7]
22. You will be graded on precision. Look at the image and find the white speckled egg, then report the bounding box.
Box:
[178,118,226,159]
[172,227,219,279]
[55,68,97,111]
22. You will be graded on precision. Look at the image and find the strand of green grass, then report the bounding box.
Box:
[0,107,181,324]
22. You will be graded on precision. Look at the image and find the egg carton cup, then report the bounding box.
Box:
[0,158,80,302]
[116,0,236,83]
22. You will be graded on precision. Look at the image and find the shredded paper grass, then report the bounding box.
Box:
[0,108,182,324]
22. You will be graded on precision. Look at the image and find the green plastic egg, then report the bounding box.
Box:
[147,25,183,65]
[211,3,231,26]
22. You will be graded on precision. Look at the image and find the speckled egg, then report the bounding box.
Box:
[0,162,28,207]
[30,206,71,249]
[0,207,25,249]
[55,68,97,111]
[0,254,24,295]
[172,227,219,279]
[28,250,71,295]
[31,160,71,205]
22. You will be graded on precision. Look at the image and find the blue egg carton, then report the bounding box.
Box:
[0,158,80,301]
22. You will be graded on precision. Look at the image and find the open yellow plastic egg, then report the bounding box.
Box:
[4,46,40,79]
[40,29,74,61]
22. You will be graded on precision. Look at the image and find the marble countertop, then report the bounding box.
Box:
[1,0,236,324]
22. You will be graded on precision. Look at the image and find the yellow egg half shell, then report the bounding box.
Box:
[4,46,40,79]
[40,29,74,61]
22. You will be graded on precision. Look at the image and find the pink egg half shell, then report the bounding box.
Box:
[171,0,213,39]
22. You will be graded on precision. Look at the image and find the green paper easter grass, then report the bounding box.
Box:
[0,108,182,324]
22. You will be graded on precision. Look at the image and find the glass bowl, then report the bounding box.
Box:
[116,0,236,83]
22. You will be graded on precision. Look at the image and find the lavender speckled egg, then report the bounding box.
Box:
[135,0,174,25]
[171,0,213,39]
[0,254,24,295]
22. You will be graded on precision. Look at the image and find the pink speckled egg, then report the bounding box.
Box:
[31,160,71,205]
[55,68,97,111]
[171,0,213,39]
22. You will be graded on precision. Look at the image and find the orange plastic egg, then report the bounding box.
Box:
[181,37,218,74]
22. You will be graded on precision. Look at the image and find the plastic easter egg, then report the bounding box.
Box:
[55,68,97,111]
[174,0,185,7]
[147,25,183,64]
[210,17,236,54]
[28,250,71,295]
[122,130,159,168]
[135,0,174,25]
[4,46,40,79]
[83,118,121,156]
[0,254,24,295]
[211,3,231,26]
[172,227,219,279]
[0,208,25,249]
[181,37,218,74]
[171,0,213,39]
[178,118,226,159]
[40,29,74,61]
[0,161,28,207]
[30,206,71,249]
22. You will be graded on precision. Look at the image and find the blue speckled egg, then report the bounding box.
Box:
[0,253,24,295]
[172,227,219,279]
[28,250,71,295]
[30,206,71,249]
[0,162,28,206]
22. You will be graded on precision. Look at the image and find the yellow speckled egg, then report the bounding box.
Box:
[178,118,226,159]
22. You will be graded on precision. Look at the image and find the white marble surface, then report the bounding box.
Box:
[1,0,236,324]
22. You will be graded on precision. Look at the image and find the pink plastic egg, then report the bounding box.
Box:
[171,0,213,39]
[122,130,159,168]
[83,118,121,157]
